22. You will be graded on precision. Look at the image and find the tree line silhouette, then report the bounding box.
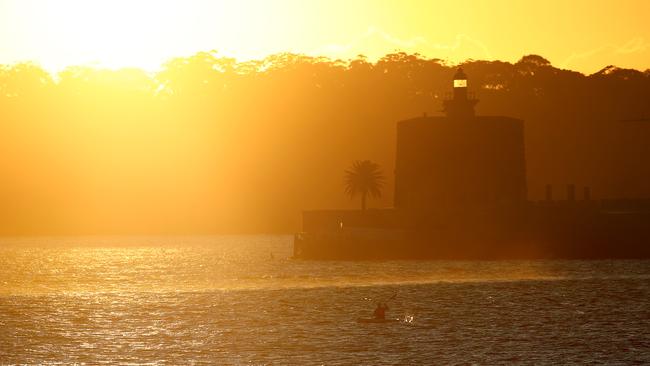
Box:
[0,52,648,234]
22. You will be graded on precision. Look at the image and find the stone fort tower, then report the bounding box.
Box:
[393,69,527,216]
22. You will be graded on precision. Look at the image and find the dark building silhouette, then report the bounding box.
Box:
[394,69,526,214]
[294,69,650,260]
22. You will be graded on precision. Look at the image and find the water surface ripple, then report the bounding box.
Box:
[1,236,649,365]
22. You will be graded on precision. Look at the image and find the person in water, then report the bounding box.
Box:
[373,302,389,320]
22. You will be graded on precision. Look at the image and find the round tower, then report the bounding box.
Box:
[394,69,526,214]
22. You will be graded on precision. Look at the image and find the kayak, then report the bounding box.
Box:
[356,318,400,324]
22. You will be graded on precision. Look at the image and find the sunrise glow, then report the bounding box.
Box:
[1,1,650,364]
[1,0,649,73]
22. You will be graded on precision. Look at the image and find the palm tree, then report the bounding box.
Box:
[344,160,385,210]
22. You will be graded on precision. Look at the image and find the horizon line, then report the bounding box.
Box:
[2,50,648,78]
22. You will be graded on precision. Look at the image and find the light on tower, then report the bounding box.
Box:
[453,68,468,89]
[444,68,477,118]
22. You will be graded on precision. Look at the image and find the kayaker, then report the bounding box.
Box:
[373,302,389,320]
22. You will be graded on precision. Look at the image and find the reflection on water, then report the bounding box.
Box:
[1,235,649,364]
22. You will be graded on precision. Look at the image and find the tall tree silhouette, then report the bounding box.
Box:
[0,51,649,234]
[344,160,385,210]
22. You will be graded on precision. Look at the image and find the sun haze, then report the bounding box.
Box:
[1,0,649,73]
[0,0,649,236]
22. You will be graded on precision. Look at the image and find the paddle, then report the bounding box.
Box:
[364,292,397,304]
[358,292,400,323]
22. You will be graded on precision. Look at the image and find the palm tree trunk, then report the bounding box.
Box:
[361,191,367,210]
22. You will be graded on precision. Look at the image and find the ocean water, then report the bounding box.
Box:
[0,235,649,365]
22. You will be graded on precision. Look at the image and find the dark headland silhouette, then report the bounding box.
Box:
[294,68,650,260]
[0,53,649,236]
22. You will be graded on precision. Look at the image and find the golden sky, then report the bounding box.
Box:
[0,0,649,74]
